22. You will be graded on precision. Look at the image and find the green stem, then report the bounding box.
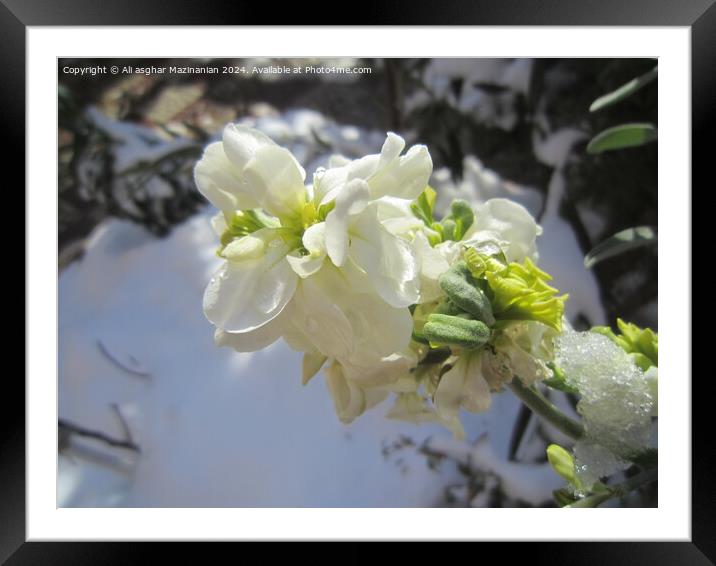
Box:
[566,467,658,508]
[507,379,584,440]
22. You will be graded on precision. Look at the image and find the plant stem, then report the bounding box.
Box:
[566,467,658,508]
[507,379,584,440]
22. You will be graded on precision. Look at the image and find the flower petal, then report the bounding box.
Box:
[324,361,367,424]
[302,221,327,255]
[325,179,370,267]
[302,352,328,385]
[341,351,416,388]
[341,295,414,363]
[348,209,420,308]
[286,222,327,278]
[465,198,541,262]
[434,352,492,438]
[203,239,297,333]
[213,301,292,352]
[286,253,325,278]
[290,274,354,360]
[243,145,307,219]
[210,212,228,237]
[375,197,425,235]
[378,132,406,166]
[222,233,265,261]
[413,231,451,303]
[368,142,433,201]
[222,123,276,171]
[194,142,260,212]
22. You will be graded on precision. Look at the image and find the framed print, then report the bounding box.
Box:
[7,0,706,561]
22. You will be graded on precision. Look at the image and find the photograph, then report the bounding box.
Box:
[56,56,659,509]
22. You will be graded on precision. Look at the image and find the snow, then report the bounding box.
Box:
[431,156,543,218]
[425,435,563,506]
[556,330,655,490]
[407,59,534,131]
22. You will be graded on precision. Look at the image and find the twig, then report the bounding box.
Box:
[59,419,141,453]
[97,339,151,378]
[566,467,657,508]
[507,404,534,461]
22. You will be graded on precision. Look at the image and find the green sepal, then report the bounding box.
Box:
[410,186,437,227]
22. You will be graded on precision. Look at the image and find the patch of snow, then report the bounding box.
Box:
[556,330,655,489]
[408,59,533,131]
[426,435,562,506]
[431,156,543,218]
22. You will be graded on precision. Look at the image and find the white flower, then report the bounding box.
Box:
[194,124,307,218]
[463,198,542,263]
[312,132,433,307]
[195,124,432,424]
[434,352,492,438]
[314,131,432,205]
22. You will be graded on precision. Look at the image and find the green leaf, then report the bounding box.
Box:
[584,226,657,268]
[587,123,657,154]
[590,67,658,112]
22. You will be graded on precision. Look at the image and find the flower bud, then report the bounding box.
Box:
[423,313,490,349]
[438,262,495,325]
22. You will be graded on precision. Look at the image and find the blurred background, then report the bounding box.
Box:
[58,57,657,507]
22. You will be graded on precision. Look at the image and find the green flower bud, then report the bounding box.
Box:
[423,314,491,350]
[438,263,495,325]
[441,219,457,241]
[546,444,578,485]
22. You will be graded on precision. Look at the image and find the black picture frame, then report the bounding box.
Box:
[6,1,704,562]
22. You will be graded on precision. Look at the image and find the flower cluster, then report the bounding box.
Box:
[195,124,567,436]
